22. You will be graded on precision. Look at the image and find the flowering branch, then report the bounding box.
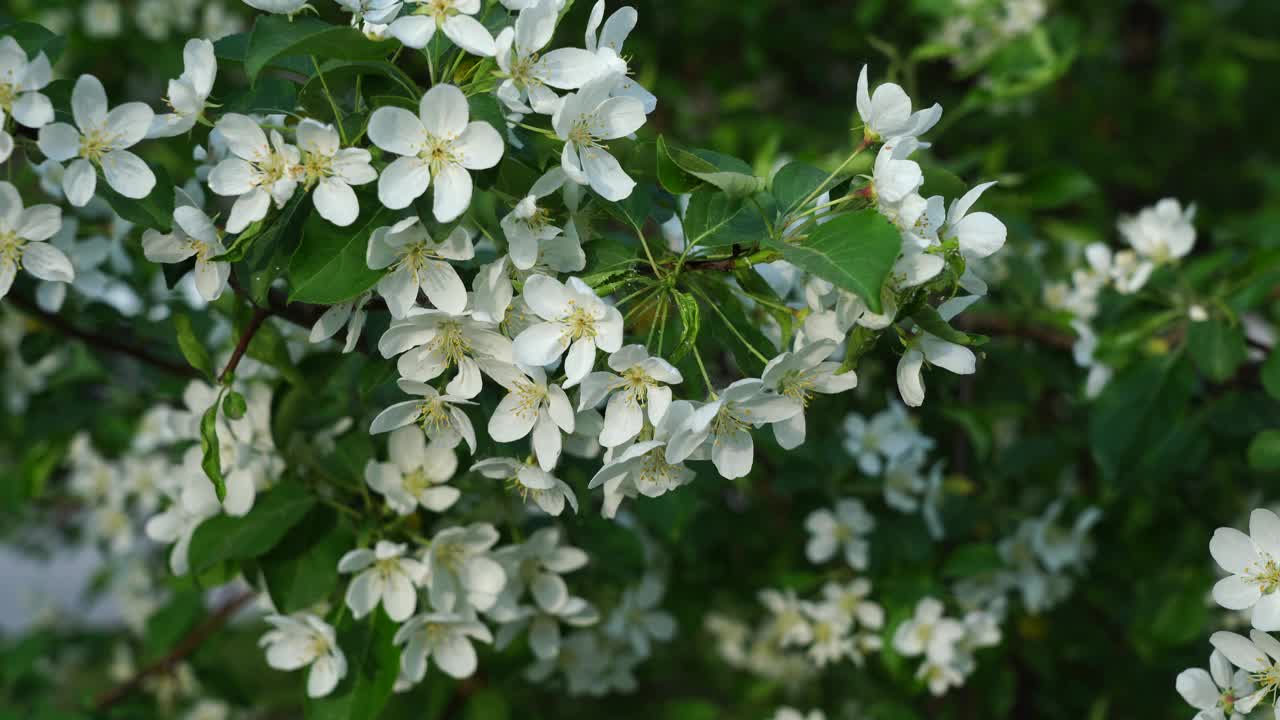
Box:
[218,308,269,384]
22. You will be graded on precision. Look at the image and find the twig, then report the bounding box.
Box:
[94,591,255,711]
[956,312,1076,351]
[6,294,201,379]
[219,308,269,384]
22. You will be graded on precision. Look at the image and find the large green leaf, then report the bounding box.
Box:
[763,209,902,313]
[660,141,762,198]
[260,509,352,613]
[681,188,766,249]
[288,204,391,304]
[101,166,175,233]
[306,612,399,720]
[1262,348,1280,401]
[1088,355,1199,482]
[244,16,392,85]
[1187,317,1246,382]
[1249,430,1280,471]
[187,481,316,574]
[0,21,66,63]
[174,314,214,380]
[771,161,832,217]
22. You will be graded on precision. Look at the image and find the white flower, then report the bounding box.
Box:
[0,181,70,300]
[367,217,474,317]
[583,1,656,113]
[394,612,494,683]
[664,379,801,480]
[295,119,377,226]
[773,708,825,720]
[893,597,965,664]
[761,339,858,450]
[470,457,579,516]
[897,298,980,408]
[1211,508,1280,630]
[495,0,601,114]
[83,1,124,38]
[822,578,885,636]
[258,613,347,698]
[841,403,928,475]
[1210,629,1280,714]
[489,526,588,619]
[512,274,624,387]
[389,0,496,56]
[802,601,854,666]
[207,114,302,233]
[942,181,1007,260]
[378,304,513,397]
[243,0,315,16]
[339,540,428,622]
[502,168,569,269]
[856,65,942,143]
[1176,650,1253,720]
[1119,197,1196,264]
[578,344,683,447]
[423,523,507,613]
[309,291,371,353]
[142,206,230,301]
[369,83,504,220]
[805,498,875,569]
[366,426,460,515]
[588,400,697,517]
[494,595,598,661]
[871,138,923,205]
[759,588,812,647]
[604,574,676,658]
[487,364,575,471]
[150,39,217,138]
[144,464,221,575]
[337,0,399,24]
[370,378,477,453]
[553,74,647,201]
[37,75,156,207]
[0,37,55,162]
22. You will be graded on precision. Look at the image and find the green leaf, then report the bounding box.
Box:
[1089,355,1198,482]
[101,167,175,233]
[655,136,703,194]
[681,189,766,249]
[1187,318,1246,383]
[199,400,226,502]
[222,391,247,420]
[763,209,902,313]
[0,21,66,63]
[602,185,654,234]
[918,163,967,202]
[912,306,982,346]
[260,509,352,613]
[670,290,701,362]
[771,162,832,217]
[942,543,1003,577]
[662,141,762,198]
[174,314,214,379]
[468,92,507,141]
[1025,167,1097,209]
[307,611,399,720]
[247,320,305,385]
[222,75,300,116]
[187,481,317,574]
[288,203,390,304]
[299,60,418,118]
[1262,349,1280,401]
[244,16,392,85]
[239,194,312,306]
[1249,430,1280,471]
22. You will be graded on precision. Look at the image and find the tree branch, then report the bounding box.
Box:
[220,308,269,383]
[93,591,255,711]
[956,312,1076,351]
[6,294,202,379]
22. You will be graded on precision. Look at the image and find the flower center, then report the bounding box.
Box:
[568,118,600,149]
[417,398,453,434]
[1250,664,1280,705]
[778,369,815,406]
[1249,557,1280,594]
[509,54,541,88]
[427,320,471,368]
[512,379,547,419]
[637,448,676,489]
[419,135,458,175]
[0,82,15,113]
[711,403,750,438]
[562,303,598,342]
[301,151,334,189]
[0,229,24,269]
[419,0,458,22]
[404,467,434,496]
[433,541,465,571]
[80,128,113,163]
[617,367,653,407]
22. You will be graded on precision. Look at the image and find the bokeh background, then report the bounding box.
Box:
[2,1,1279,718]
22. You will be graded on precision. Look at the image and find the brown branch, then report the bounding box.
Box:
[94,591,255,711]
[219,308,269,383]
[6,294,201,379]
[956,312,1076,351]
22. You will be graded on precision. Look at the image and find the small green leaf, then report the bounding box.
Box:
[101,167,175,233]
[942,543,1003,577]
[681,189,766,249]
[199,400,226,502]
[1249,430,1280,471]
[187,481,317,574]
[912,306,981,346]
[602,185,654,234]
[1262,349,1280,401]
[655,136,702,194]
[662,140,762,198]
[222,391,247,420]
[763,209,902,313]
[467,92,508,141]
[244,16,392,85]
[288,203,390,304]
[772,162,833,217]
[174,314,214,379]
[0,21,67,63]
[670,290,701,362]
[247,320,305,386]
[1187,318,1246,383]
